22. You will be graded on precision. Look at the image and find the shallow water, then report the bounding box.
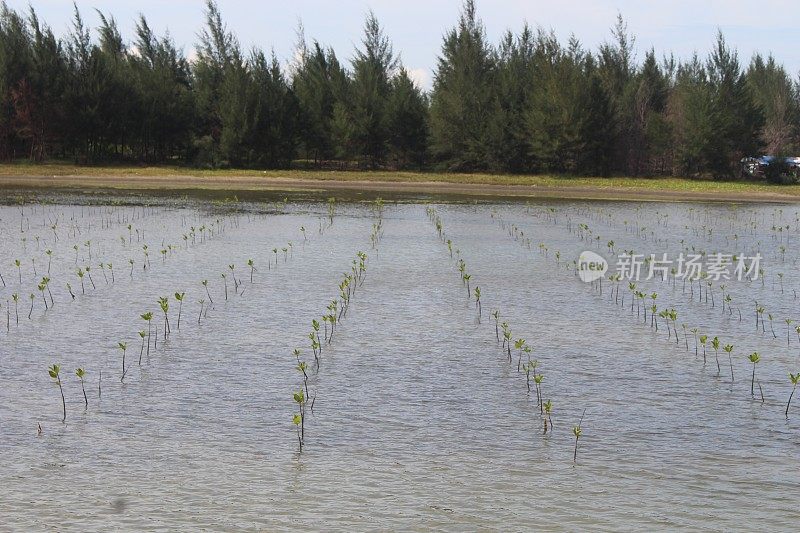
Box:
[0,191,799,531]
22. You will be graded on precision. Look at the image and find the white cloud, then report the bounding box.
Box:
[186,47,198,65]
[407,67,431,91]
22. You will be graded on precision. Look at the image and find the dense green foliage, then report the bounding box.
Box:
[0,0,798,177]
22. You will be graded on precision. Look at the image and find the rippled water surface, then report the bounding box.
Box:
[1,191,799,531]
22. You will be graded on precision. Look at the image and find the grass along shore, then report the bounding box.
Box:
[1,162,799,202]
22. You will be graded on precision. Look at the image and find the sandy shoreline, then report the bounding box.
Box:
[1,173,799,203]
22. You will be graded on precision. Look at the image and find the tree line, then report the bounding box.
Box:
[0,0,798,179]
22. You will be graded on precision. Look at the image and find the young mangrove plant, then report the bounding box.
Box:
[573,410,585,465]
[228,264,238,292]
[119,342,128,382]
[293,389,306,452]
[158,297,171,338]
[514,338,527,372]
[543,399,553,434]
[699,335,708,365]
[247,259,256,283]
[202,279,214,304]
[502,324,512,362]
[711,336,721,376]
[141,312,153,356]
[723,344,735,382]
[48,364,66,422]
[492,310,500,341]
[138,330,147,364]
[37,281,48,311]
[76,367,88,408]
[748,351,761,399]
[533,372,545,412]
[12,293,18,325]
[474,286,482,321]
[787,372,800,419]
[522,359,537,393]
[77,268,85,294]
[311,319,322,354]
[85,265,96,290]
[174,292,185,330]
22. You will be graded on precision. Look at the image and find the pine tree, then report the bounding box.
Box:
[347,12,397,168]
[488,26,535,172]
[387,68,429,169]
[430,0,495,171]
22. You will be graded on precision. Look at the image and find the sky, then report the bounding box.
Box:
[6,0,800,90]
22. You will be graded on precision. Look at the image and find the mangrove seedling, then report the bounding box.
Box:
[247,259,256,282]
[311,319,322,353]
[12,293,18,325]
[174,292,185,330]
[534,372,544,412]
[748,352,761,399]
[474,286,481,320]
[77,268,85,294]
[699,335,708,365]
[141,312,153,356]
[723,344,735,382]
[492,310,500,341]
[543,399,553,434]
[514,338,527,372]
[296,359,311,410]
[711,336,721,376]
[228,264,238,291]
[573,410,585,465]
[293,389,306,451]
[522,359,537,393]
[76,368,88,407]
[85,265,96,289]
[787,372,800,418]
[38,281,48,310]
[138,330,146,364]
[158,297,171,338]
[119,342,128,382]
[201,279,214,304]
[48,364,66,422]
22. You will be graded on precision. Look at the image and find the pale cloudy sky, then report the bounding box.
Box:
[7,1,800,89]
